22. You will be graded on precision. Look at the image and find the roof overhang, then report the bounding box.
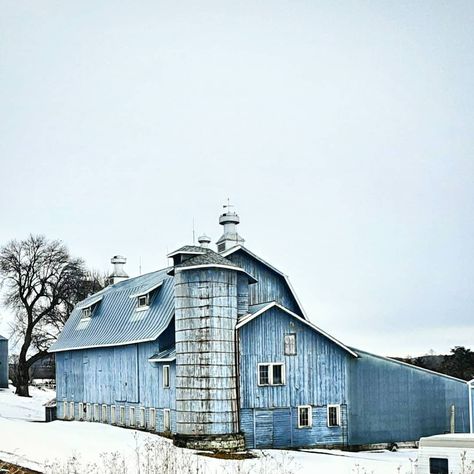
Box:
[129,281,163,298]
[167,249,204,258]
[237,301,358,358]
[169,264,257,284]
[78,294,104,310]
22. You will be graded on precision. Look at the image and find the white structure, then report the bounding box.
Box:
[107,255,129,285]
[417,434,474,474]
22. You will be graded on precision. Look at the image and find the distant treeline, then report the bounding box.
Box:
[393,346,474,381]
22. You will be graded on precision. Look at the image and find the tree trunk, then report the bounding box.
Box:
[15,362,30,397]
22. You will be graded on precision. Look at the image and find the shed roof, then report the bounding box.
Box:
[50,268,174,352]
[419,434,474,448]
[149,347,176,362]
[0,335,7,341]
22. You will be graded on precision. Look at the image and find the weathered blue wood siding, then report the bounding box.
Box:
[348,350,470,445]
[238,306,351,448]
[0,337,8,388]
[225,250,302,315]
[56,320,176,432]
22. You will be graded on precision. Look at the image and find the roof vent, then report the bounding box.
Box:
[216,204,245,252]
[198,234,211,248]
[107,255,129,285]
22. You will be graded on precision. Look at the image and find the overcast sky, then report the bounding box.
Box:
[1,1,473,356]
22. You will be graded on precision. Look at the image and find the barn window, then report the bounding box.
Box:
[86,403,91,421]
[137,294,150,310]
[129,407,135,426]
[163,409,171,432]
[102,404,107,423]
[429,458,448,474]
[258,363,285,386]
[284,334,297,355]
[110,405,116,424]
[298,406,312,428]
[140,407,146,428]
[163,365,170,388]
[94,403,99,422]
[119,406,125,425]
[327,404,341,427]
[69,402,75,420]
[149,408,156,430]
[82,306,92,319]
[78,402,84,421]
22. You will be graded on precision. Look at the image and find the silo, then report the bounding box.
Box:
[173,261,248,451]
[0,335,8,388]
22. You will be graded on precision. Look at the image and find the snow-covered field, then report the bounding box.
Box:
[0,385,418,473]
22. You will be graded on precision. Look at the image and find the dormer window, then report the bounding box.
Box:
[137,294,150,309]
[82,306,93,319]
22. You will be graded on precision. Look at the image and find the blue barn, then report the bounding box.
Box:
[50,209,474,450]
[0,335,8,388]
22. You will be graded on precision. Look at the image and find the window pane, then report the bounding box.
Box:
[299,407,309,427]
[328,406,340,426]
[273,364,282,384]
[259,365,269,385]
[163,366,170,388]
[284,334,296,355]
[429,458,448,474]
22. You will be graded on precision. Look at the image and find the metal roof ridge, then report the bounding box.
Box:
[349,347,469,383]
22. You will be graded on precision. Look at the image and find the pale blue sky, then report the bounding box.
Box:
[1,1,473,356]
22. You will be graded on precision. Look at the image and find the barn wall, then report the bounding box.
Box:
[55,328,176,431]
[238,306,351,448]
[0,338,8,388]
[348,350,470,446]
[225,250,302,315]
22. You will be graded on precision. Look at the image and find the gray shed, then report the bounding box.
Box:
[0,335,8,388]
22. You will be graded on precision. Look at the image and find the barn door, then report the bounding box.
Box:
[254,409,274,448]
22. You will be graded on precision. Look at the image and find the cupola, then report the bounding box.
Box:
[107,255,129,285]
[216,206,245,253]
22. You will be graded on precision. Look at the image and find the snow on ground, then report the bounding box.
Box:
[0,385,418,474]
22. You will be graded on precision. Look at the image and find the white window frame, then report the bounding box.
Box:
[284,333,297,356]
[148,408,156,430]
[69,401,75,420]
[297,405,312,428]
[86,403,91,421]
[119,406,125,425]
[163,408,171,432]
[129,406,135,426]
[163,365,170,388]
[136,294,150,311]
[110,405,116,424]
[102,404,107,423]
[140,407,146,428]
[82,306,92,319]
[78,402,84,421]
[257,362,286,386]
[63,401,68,420]
[94,403,99,422]
[327,404,341,427]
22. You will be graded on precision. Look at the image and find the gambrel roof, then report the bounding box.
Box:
[50,268,175,353]
[221,245,308,318]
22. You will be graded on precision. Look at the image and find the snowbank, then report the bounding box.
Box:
[0,385,417,473]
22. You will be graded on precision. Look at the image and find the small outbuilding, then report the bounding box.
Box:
[0,335,8,388]
[417,434,474,474]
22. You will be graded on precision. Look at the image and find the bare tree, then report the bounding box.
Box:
[0,235,102,396]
